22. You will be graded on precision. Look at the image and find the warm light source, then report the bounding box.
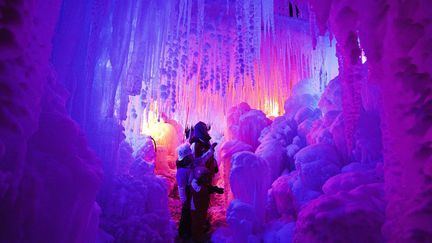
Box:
[264,99,281,117]
[141,101,171,143]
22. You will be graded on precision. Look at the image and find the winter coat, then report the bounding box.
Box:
[176,156,193,204]
[192,140,219,176]
[176,149,215,204]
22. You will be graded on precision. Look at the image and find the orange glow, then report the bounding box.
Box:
[124,19,338,135]
[140,101,171,144]
[264,99,281,117]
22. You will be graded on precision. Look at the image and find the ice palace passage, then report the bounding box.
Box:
[1,0,432,242]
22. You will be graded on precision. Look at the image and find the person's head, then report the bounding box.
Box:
[193,121,211,142]
[194,166,211,184]
[177,143,192,161]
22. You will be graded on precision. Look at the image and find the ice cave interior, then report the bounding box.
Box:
[0,0,431,242]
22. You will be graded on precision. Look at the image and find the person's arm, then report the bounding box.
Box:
[194,143,217,167]
[178,186,187,204]
[176,169,188,204]
[195,149,214,167]
[208,185,224,194]
[191,178,201,192]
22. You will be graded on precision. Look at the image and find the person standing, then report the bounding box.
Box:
[176,144,194,239]
[190,167,224,242]
[190,121,219,179]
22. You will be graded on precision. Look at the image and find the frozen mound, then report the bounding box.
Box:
[238,110,272,149]
[226,103,271,149]
[227,200,260,241]
[297,118,315,139]
[132,136,156,163]
[294,183,385,243]
[294,144,342,191]
[230,152,270,223]
[117,141,134,175]
[101,174,175,243]
[322,170,383,195]
[129,158,155,179]
[284,94,319,119]
[291,176,321,210]
[127,137,156,177]
[227,102,252,128]
[269,175,296,219]
[217,140,254,204]
[306,110,341,145]
[256,139,287,183]
[263,221,296,243]
[322,110,341,128]
[294,108,321,142]
[286,136,305,170]
[218,140,254,160]
[318,76,342,114]
[267,171,320,213]
[226,102,252,141]
[341,162,377,173]
[212,200,260,243]
[259,116,297,147]
[294,107,321,125]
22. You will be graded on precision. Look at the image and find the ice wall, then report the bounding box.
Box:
[212,47,388,241]
[0,1,102,242]
[308,0,432,241]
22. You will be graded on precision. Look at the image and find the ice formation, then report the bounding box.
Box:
[294,183,386,243]
[0,1,102,242]
[1,0,431,242]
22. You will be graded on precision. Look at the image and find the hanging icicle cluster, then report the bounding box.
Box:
[114,0,339,135]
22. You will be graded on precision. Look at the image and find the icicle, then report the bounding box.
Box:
[119,0,339,137]
[186,0,192,39]
[262,0,275,37]
[253,0,262,60]
[197,0,205,40]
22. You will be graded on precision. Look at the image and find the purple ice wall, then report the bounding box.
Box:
[0,1,102,242]
[309,0,432,240]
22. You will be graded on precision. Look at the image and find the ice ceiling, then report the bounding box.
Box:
[83,0,341,137]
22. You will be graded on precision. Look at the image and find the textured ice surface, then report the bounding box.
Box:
[318,76,342,114]
[263,221,295,243]
[101,174,175,242]
[294,144,342,191]
[256,139,288,183]
[230,152,270,223]
[269,175,296,219]
[217,140,254,205]
[0,1,103,242]
[212,200,261,243]
[322,170,383,195]
[294,183,385,243]
[226,103,272,150]
[284,94,319,119]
